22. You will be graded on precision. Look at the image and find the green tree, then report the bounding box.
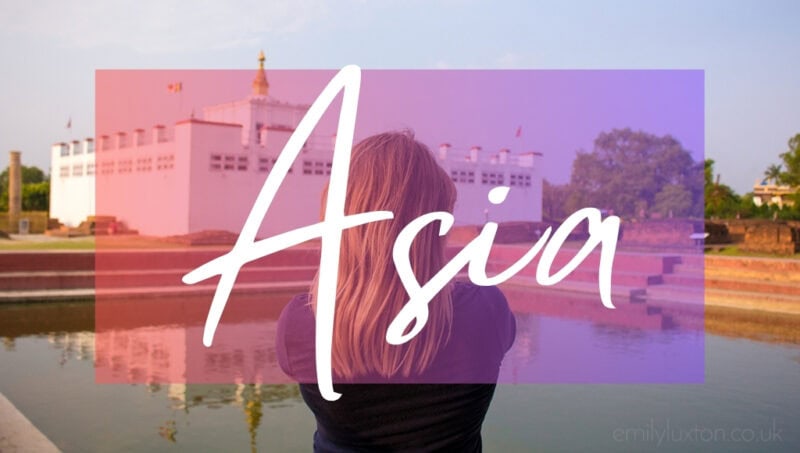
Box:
[704,159,740,218]
[542,179,571,221]
[0,165,48,211]
[22,181,49,211]
[654,184,692,217]
[764,164,782,185]
[778,133,800,186]
[568,128,701,218]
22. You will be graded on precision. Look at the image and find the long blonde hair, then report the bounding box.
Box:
[310,131,457,379]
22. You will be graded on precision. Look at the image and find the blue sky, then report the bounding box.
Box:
[0,0,798,194]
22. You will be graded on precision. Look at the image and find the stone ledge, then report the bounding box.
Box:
[0,393,60,453]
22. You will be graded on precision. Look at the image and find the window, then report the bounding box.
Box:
[72,164,83,176]
[157,154,174,171]
[118,160,133,174]
[450,169,475,184]
[210,154,222,171]
[303,160,332,176]
[100,161,115,175]
[136,157,152,172]
[481,171,505,186]
[509,173,532,187]
[258,157,272,173]
[59,165,69,178]
[237,155,248,171]
[211,154,250,172]
[87,163,96,175]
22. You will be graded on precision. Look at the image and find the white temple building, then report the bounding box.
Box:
[50,53,543,237]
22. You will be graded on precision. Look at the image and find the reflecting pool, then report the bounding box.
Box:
[1,299,798,452]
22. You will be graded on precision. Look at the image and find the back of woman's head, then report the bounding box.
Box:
[311,130,457,379]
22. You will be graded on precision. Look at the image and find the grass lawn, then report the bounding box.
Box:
[705,244,800,259]
[0,236,95,250]
[0,235,194,251]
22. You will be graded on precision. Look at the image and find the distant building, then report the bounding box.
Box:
[753,179,797,209]
[50,53,543,236]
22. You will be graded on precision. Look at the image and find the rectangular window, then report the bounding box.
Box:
[73,164,83,176]
[237,155,248,171]
[118,160,133,174]
[100,161,115,175]
[157,154,175,171]
[86,163,96,175]
[136,157,152,172]
[210,154,222,171]
[481,172,505,186]
[60,165,69,178]
[223,154,235,171]
[450,168,475,184]
[258,157,271,173]
[509,173,532,187]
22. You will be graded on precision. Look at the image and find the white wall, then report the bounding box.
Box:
[50,141,95,227]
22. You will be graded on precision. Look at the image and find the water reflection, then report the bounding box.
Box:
[1,299,800,451]
[148,382,301,451]
[0,289,712,387]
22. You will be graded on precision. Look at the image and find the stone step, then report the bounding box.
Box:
[492,264,663,287]
[0,266,319,291]
[662,274,705,286]
[704,255,800,274]
[484,246,685,274]
[0,248,322,273]
[500,282,665,330]
[704,277,800,296]
[671,263,705,274]
[645,283,800,314]
[505,275,646,301]
[704,288,800,315]
[643,284,704,304]
[703,266,800,284]
[0,279,313,304]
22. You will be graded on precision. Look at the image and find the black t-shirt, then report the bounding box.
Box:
[276,282,516,452]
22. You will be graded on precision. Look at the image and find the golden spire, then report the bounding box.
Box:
[252,50,269,96]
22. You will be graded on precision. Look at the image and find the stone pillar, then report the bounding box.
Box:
[8,151,22,233]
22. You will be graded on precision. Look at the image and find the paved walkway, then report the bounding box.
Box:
[0,393,60,452]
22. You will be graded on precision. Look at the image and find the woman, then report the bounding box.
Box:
[277,131,516,452]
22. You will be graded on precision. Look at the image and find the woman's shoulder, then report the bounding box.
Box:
[451,281,516,353]
[278,293,314,332]
[276,293,316,380]
[452,281,509,310]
